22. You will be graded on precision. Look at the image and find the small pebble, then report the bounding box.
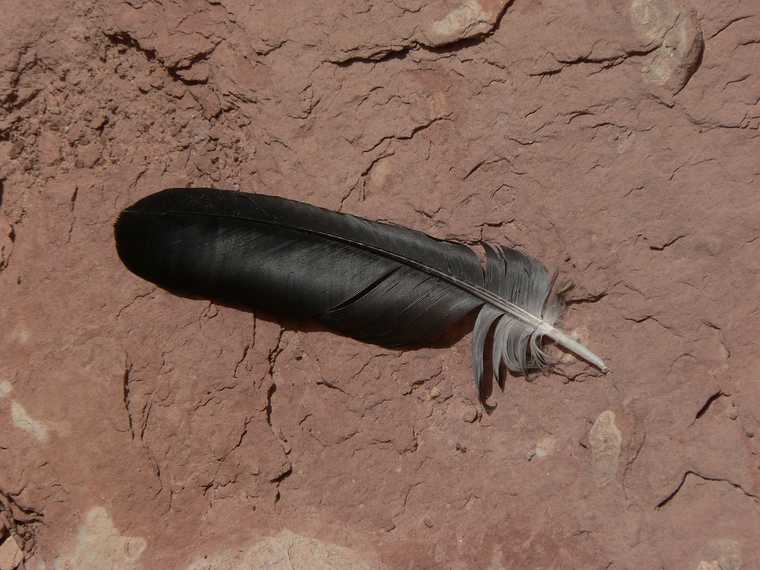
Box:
[0,535,23,570]
[461,407,479,423]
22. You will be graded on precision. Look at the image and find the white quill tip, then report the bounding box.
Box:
[539,324,608,373]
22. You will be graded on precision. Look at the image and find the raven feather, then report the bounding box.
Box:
[114,188,607,388]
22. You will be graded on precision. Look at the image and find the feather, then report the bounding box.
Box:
[114,188,607,389]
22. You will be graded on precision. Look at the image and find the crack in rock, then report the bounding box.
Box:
[693,390,726,422]
[656,471,760,509]
[263,329,292,506]
[0,181,16,273]
[330,0,512,65]
[103,29,219,87]
[331,46,413,67]
[122,360,135,439]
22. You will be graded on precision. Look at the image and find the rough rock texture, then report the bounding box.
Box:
[1,0,759,568]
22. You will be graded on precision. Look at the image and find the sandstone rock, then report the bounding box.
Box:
[3,0,760,567]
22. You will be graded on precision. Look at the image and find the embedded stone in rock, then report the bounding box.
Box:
[533,436,558,460]
[630,0,704,93]
[10,401,50,443]
[696,539,742,570]
[420,0,511,47]
[0,536,23,570]
[589,410,623,486]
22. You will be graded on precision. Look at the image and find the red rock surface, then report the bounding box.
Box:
[1,0,759,568]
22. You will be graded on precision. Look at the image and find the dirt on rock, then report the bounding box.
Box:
[1,0,759,568]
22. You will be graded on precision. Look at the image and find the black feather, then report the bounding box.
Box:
[114,188,606,388]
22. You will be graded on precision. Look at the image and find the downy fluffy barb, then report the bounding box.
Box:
[115,188,607,391]
[469,244,607,389]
